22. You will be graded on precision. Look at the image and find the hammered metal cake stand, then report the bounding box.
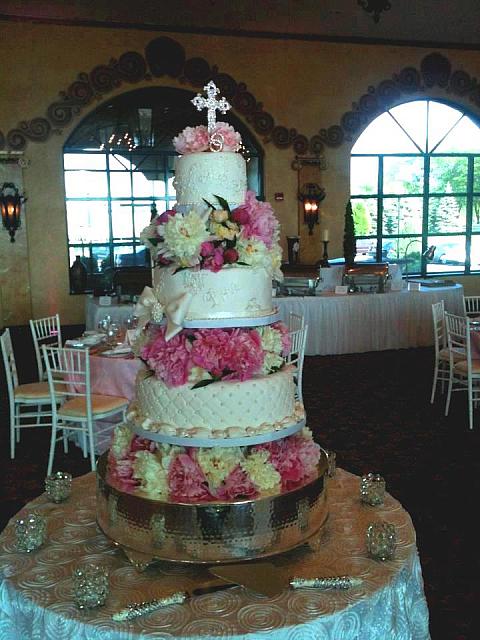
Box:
[96,452,329,565]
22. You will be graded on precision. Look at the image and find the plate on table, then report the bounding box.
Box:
[101,347,133,357]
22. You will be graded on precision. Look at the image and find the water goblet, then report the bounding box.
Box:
[366,521,396,561]
[14,512,47,553]
[45,471,72,503]
[105,322,120,347]
[72,562,110,609]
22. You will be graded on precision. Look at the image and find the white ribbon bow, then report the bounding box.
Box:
[164,292,193,341]
[134,286,193,341]
[134,286,161,329]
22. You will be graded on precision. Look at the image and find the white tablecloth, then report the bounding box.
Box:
[85,297,135,331]
[276,284,464,356]
[0,469,430,639]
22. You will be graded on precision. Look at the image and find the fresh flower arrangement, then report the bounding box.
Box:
[140,322,290,388]
[140,191,283,281]
[107,425,321,502]
[173,122,242,154]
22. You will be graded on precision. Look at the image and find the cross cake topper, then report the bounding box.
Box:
[191,81,231,133]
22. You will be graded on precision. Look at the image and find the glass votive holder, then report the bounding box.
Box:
[45,471,72,503]
[360,473,386,506]
[14,512,47,553]
[366,521,396,561]
[72,562,110,609]
[324,450,336,477]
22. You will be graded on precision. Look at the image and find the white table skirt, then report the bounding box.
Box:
[0,469,430,639]
[276,284,464,356]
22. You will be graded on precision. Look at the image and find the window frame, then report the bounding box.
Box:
[350,99,480,276]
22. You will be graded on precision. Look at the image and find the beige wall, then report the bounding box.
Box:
[1,22,480,324]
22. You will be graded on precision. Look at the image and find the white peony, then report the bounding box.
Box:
[241,450,281,491]
[110,424,133,459]
[196,447,240,488]
[162,209,210,267]
[132,450,169,498]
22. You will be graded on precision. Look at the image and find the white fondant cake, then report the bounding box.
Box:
[173,151,247,211]
[128,367,304,439]
[153,264,274,320]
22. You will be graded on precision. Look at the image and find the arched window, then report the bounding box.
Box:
[64,87,263,293]
[350,99,480,276]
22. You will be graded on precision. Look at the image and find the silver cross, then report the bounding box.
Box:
[191,81,231,133]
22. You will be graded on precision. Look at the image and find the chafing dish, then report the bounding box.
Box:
[342,263,390,293]
[277,265,320,296]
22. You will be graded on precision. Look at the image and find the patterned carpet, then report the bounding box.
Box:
[1,326,479,638]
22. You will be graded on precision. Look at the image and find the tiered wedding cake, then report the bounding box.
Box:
[96,82,328,563]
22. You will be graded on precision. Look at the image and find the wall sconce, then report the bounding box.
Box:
[0,182,26,243]
[298,182,326,235]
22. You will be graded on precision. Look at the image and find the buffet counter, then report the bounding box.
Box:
[276,284,464,356]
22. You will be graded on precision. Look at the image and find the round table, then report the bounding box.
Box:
[0,470,431,639]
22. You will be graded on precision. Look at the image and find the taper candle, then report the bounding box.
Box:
[322,229,329,242]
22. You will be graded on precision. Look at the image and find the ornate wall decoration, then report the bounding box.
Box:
[357,0,392,23]
[1,37,480,160]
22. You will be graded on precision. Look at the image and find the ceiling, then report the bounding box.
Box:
[1,0,480,49]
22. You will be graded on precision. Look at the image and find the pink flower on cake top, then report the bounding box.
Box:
[173,122,241,154]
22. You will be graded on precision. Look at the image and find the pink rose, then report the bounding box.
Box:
[203,247,225,272]
[223,248,239,264]
[200,241,215,257]
[231,207,251,226]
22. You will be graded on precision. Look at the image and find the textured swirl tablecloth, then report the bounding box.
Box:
[0,469,430,639]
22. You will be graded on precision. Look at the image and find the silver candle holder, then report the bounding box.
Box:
[14,512,47,553]
[45,471,72,503]
[360,473,386,506]
[72,562,110,609]
[366,521,396,561]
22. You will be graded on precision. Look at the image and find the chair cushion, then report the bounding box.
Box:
[58,394,128,418]
[454,359,480,375]
[439,348,465,362]
[14,382,51,401]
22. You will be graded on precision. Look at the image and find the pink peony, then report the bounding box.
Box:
[107,452,139,493]
[130,436,156,454]
[202,247,225,272]
[213,122,242,152]
[238,191,279,248]
[215,465,257,500]
[254,433,320,491]
[155,209,176,225]
[173,126,210,154]
[141,327,192,387]
[223,247,239,264]
[168,453,213,502]
[272,321,291,356]
[191,328,264,381]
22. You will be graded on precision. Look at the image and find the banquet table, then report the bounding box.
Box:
[85,296,136,331]
[0,469,430,639]
[276,284,464,356]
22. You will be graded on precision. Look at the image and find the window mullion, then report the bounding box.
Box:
[466,155,474,274]
[422,154,430,276]
[377,156,384,261]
